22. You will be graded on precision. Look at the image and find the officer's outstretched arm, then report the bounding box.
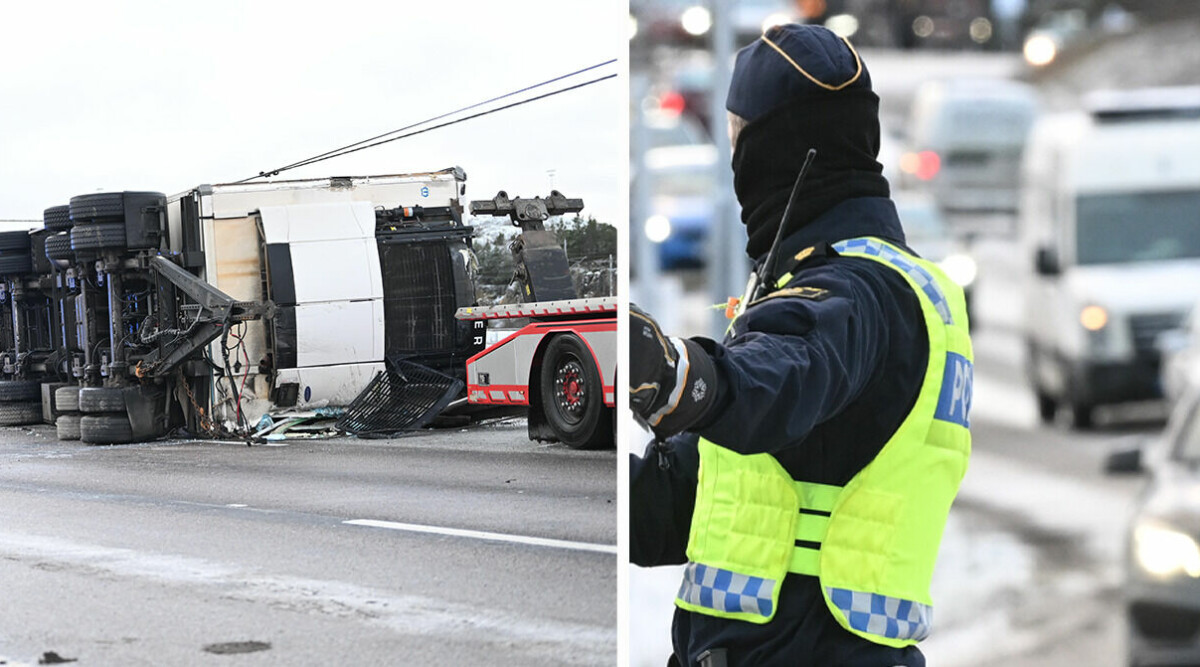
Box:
[689,277,890,455]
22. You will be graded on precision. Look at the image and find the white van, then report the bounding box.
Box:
[1021,87,1200,428]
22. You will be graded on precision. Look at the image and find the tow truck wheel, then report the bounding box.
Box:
[0,380,42,402]
[79,414,133,444]
[56,414,81,441]
[79,387,126,413]
[0,401,43,426]
[540,334,611,450]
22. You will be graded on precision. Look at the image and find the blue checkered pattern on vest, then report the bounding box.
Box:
[677,562,775,618]
[826,586,932,641]
[832,238,954,325]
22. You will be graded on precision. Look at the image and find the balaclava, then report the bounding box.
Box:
[726,24,889,260]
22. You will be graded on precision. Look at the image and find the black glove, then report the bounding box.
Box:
[629,303,717,439]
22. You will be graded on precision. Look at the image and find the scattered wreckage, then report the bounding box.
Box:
[0,168,614,448]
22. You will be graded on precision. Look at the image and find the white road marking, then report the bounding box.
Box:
[343,519,617,554]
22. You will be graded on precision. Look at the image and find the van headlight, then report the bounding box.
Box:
[939,254,977,287]
[1080,305,1108,332]
[1135,522,1200,578]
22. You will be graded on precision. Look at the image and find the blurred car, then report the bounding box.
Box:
[1106,390,1200,666]
[1021,87,1200,429]
[1022,8,1090,67]
[900,78,1037,215]
[643,143,717,270]
[894,191,976,321]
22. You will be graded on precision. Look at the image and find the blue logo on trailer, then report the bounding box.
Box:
[420,186,429,197]
[304,386,312,402]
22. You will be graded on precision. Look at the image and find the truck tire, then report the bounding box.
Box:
[0,231,31,252]
[79,387,126,413]
[0,401,43,426]
[45,233,73,260]
[80,413,134,444]
[69,192,126,223]
[44,205,72,232]
[55,386,82,412]
[70,223,126,252]
[0,380,42,402]
[56,413,81,441]
[539,334,612,449]
[0,254,33,276]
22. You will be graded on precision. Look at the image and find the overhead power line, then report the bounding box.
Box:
[237,59,618,184]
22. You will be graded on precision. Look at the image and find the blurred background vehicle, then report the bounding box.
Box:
[643,143,718,271]
[1020,88,1200,429]
[642,107,711,149]
[900,78,1038,217]
[629,2,1200,665]
[1107,390,1200,666]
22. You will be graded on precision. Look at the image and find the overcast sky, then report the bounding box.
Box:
[0,1,625,225]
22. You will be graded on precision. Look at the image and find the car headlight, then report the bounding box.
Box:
[645,215,671,243]
[939,253,977,288]
[1135,522,1200,578]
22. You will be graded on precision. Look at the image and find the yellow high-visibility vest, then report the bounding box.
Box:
[676,237,972,648]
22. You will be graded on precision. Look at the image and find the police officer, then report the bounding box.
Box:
[629,25,973,667]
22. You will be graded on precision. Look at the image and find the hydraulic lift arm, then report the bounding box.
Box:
[469,190,584,303]
[137,256,274,378]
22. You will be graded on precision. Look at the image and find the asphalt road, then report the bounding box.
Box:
[0,420,616,666]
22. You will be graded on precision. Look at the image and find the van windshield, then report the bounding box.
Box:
[931,100,1035,148]
[1076,190,1200,265]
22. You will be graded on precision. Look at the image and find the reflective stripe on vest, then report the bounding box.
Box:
[826,587,932,642]
[677,562,776,618]
[676,236,971,647]
[833,237,954,325]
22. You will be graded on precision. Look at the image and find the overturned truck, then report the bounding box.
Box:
[0,168,614,448]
